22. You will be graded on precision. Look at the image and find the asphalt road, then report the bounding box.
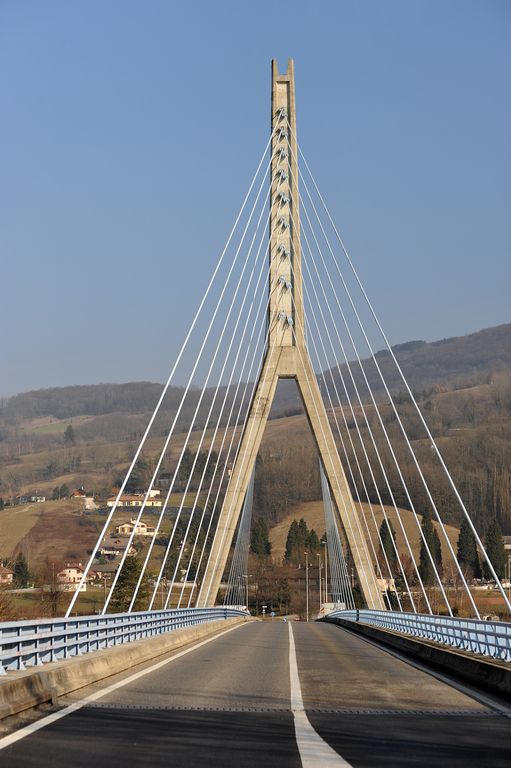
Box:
[1,621,510,767]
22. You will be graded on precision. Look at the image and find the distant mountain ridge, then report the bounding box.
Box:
[1,322,510,423]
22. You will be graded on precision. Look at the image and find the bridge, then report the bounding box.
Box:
[1,60,510,766]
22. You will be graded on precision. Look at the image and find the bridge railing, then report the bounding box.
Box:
[327,609,511,662]
[0,607,247,674]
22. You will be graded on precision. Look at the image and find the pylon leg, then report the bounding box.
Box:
[197,343,384,609]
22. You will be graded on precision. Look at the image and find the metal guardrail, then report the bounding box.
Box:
[327,609,511,663]
[0,607,247,674]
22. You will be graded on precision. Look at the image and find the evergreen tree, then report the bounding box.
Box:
[307,529,320,555]
[418,507,436,586]
[284,520,301,565]
[378,519,397,575]
[482,518,507,580]
[298,518,309,544]
[64,424,75,446]
[110,557,149,612]
[285,518,312,566]
[13,552,30,588]
[456,516,481,578]
[250,518,272,557]
[432,528,443,576]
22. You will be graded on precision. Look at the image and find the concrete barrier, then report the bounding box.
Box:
[0,616,249,720]
[326,617,511,700]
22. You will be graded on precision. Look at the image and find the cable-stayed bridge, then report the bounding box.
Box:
[1,60,510,766]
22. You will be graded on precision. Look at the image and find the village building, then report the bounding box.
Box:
[71,487,86,498]
[377,577,396,594]
[115,519,156,536]
[106,489,162,508]
[99,537,137,559]
[56,562,93,592]
[0,565,14,585]
[17,492,46,504]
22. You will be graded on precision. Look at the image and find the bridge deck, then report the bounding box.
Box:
[1,622,510,766]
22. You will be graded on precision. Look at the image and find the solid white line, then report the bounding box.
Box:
[288,624,352,767]
[0,621,248,751]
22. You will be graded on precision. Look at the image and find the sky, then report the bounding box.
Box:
[1,0,510,397]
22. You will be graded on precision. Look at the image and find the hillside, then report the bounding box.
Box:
[326,322,511,402]
[0,320,510,578]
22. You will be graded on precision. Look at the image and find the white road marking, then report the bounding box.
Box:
[0,621,248,751]
[289,623,352,767]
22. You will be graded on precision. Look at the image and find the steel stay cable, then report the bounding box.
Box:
[184,289,275,607]
[229,470,255,605]
[147,185,278,611]
[166,192,284,605]
[290,177,436,615]
[299,204,430,613]
[179,288,273,607]
[286,315,380,609]
[197,197,291,607]
[201,313,286,606]
[65,133,275,617]
[166,200,288,606]
[225,468,255,605]
[300,282,393,604]
[284,150,411,602]
[160,200,278,610]
[296,141,510,613]
[297,244,410,609]
[290,134,490,617]
[285,158,424,610]
[285,198,409,610]
[106,146,274,613]
[292,157,458,616]
[275,166,383,609]
[299,273,401,608]
[123,160,276,612]
[320,456,354,608]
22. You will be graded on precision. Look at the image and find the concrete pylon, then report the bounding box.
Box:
[197,60,384,610]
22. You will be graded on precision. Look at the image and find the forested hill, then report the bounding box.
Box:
[327,322,511,401]
[1,321,510,424]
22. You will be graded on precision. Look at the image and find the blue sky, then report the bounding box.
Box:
[1,1,510,396]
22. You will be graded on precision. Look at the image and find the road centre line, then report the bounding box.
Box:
[288,623,352,767]
[0,621,248,751]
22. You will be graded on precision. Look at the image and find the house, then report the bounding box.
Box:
[377,577,396,594]
[18,493,46,504]
[0,566,14,585]
[57,562,89,592]
[115,519,156,536]
[99,537,137,559]
[106,490,162,509]
[72,487,86,498]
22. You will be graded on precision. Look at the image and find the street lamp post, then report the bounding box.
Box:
[321,539,328,604]
[317,552,322,609]
[243,573,252,613]
[304,551,309,622]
